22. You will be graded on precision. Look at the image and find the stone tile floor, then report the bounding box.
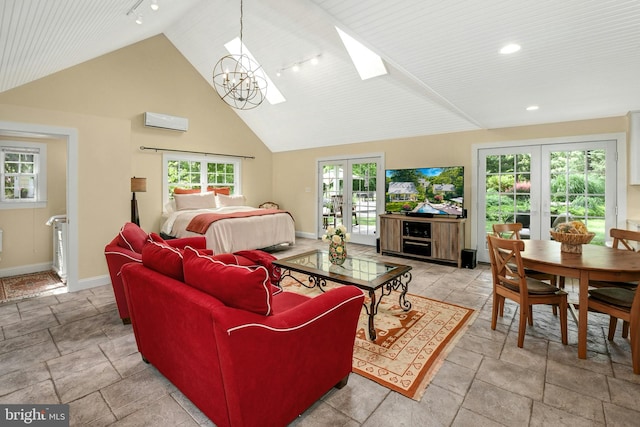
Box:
[1,237,639,426]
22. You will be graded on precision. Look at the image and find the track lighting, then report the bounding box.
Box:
[276,54,321,76]
[126,0,159,23]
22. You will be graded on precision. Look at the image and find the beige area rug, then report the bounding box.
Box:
[0,271,65,304]
[280,274,475,401]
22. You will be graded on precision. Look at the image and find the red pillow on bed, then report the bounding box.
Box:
[118,222,148,253]
[142,240,184,281]
[182,247,273,315]
[173,187,201,194]
[209,186,231,195]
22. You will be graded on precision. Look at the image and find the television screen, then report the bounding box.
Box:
[385,166,464,216]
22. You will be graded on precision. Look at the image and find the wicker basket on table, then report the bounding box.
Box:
[550,230,595,253]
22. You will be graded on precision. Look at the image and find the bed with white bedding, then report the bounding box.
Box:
[161,206,296,254]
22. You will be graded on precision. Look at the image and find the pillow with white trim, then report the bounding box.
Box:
[118,222,148,253]
[174,192,217,211]
[182,246,273,315]
[141,240,184,281]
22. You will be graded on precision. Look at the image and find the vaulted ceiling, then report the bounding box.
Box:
[2,0,640,152]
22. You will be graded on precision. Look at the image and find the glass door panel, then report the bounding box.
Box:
[480,147,539,253]
[349,160,380,245]
[542,141,616,247]
[477,139,617,263]
[318,157,382,246]
[319,162,345,231]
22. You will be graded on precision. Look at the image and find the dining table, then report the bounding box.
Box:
[520,239,640,359]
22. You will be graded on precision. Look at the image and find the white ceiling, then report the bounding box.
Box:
[2,0,640,152]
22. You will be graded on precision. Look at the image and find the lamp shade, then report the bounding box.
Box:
[131,177,147,193]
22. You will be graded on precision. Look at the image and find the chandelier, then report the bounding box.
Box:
[212,0,267,110]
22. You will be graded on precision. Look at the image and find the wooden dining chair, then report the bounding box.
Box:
[589,228,640,290]
[587,285,640,374]
[492,223,561,288]
[486,234,568,348]
[588,228,640,339]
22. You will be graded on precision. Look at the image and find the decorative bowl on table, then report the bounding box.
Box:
[550,220,595,253]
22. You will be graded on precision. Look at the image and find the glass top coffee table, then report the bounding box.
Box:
[273,250,412,340]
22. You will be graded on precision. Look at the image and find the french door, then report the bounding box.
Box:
[476,139,618,263]
[317,156,383,246]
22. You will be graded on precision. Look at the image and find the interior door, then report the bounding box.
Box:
[318,157,382,246]
[476,139,617,263]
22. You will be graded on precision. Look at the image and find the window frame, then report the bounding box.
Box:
[0,141,47,209]
[162,153,241,209]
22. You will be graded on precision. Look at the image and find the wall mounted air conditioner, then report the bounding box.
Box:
[144,112,188,132]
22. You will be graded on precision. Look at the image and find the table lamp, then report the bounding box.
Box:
[130,177,147,226]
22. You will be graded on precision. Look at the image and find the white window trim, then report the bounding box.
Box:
[0,141,47,209]
[470,132,627,254]
[162,153,241,209]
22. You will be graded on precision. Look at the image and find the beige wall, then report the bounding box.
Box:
[0,105,131,280]
[273,116,639,245]
[0,33,638,282]
[0,35,273,282]
[0,135,66,270]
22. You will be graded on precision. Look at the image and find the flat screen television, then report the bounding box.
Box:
[385,166,464,216]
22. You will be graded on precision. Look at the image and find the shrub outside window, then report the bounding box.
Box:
[163,153,241,202]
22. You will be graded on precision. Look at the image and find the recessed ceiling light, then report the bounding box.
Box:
[526,105,539,111]
[150,0,159,11]
[500,43,521,54]
[135,15,143,24]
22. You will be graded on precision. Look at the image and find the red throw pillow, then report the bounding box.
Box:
[182,247,273,315]
[208,186,231,195]
[147,232,166,244]
[118,222,148,253]
[173,187,201,194]
[141,240,184,281]
[211,253,256,267]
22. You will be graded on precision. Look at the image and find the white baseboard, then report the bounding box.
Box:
[0,262,52,278]
[0,262,110,293]
[296,231,317,240]
[70,274,110,292]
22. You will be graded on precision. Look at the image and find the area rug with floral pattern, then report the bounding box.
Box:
[0,271,65,303]
[280,274,476,401]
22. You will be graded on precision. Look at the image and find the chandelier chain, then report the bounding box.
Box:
[212,0,266,110]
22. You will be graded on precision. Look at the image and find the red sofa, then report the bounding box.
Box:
[121,244,364,427]
[104,222,208,323]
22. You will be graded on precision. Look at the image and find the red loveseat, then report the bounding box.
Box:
[121,244,364,427]
[104,222,208,323]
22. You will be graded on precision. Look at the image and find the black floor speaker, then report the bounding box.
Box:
[461,249,477,269]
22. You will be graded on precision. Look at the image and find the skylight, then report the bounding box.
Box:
[335,27,387,80]
[224,38,286,105]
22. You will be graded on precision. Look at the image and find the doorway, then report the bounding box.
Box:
[0,121,78,291]
[474,134,625,263]
[317,155,384,246]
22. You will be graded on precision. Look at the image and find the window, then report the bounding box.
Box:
[0,142,47,209]
[162,153,241,204]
